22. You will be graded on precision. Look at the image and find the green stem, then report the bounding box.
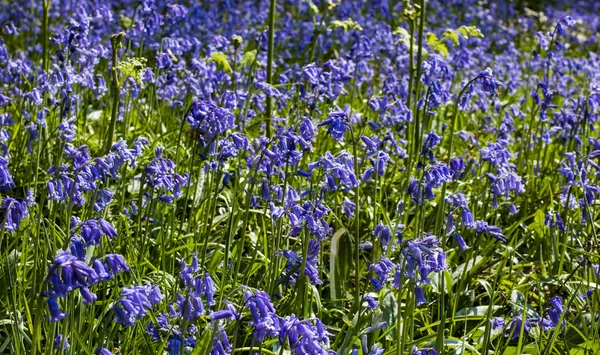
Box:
[105,32,125,155]
[350,127,362,308]
[265,0,277,138]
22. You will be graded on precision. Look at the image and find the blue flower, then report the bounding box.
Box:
[114,284,164,327]
[541,296,564,331]
[404,234,447,284]
[0,197,28,232]
[279,315,333,354]
[319,110,348,142]
[412,346,437,355]
[364,295,378,310]
[372,222,392,251]
[167,337,181,355]
[491,317,506,330]
[54,334,70,350]
[505,316,537,340]
[454,234,470,252]
[280,239,322,285]
[96,347,113,355]
[244,290,280,341]
[47,298,67,322]
[342,198,356,218]
[0,156,15,192]
[475,221,507,242]
[106,254,130,274]
[47,251,99,297]
[210,303,239,322]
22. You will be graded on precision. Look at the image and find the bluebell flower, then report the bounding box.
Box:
[362,167,374,182]
[478,67,500,95]
[414,286,427,306]
[454,234,470,252]
[93,259,113,282]
[93,189,114,213]
[54,334,70,350]
[545,212,567,233]
[96,347,113,355]
[47,251,99,297]
[0,157,15,192]
[480,140,512,167]
[475,221,507,242]
[420,163,452,201]
[74,218,118,246]
[212,327,232,354]
[58,117,77,142]
[342,198,356,218]
[368,344,385,355]
[404,234,447,284]
[167,337,181,355]
[47,298,67,322]
[505,316,537,340]
[106,254,129,274]
[0,197,28,232]
[0,93,10,107]
[364,295,378,310]
[145,149,189,198]
[69,236,86,261]
[361,136,379,151]
[491,317,506,330]
[372,222,392,251]
[557,16,576,36]
[280,239,322,285]
[279,315,333,354]
[203,273,217,307]
[422,131,442,161]
[114,284,164,327]
[374,151,390,176]
[244,290,280,341]
[412,346,438,355]
[319,110,348,142]
[369,257,395,291]
[541,296,564,331]
[461,208,476,229]
[186,100,236,143]
[80,286,97,305]
[210,303,239,322]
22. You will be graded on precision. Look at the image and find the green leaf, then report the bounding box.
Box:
[116,57,147,86]
[329,18,363,32]
[380,289,398,341]
[444,29,460,46]
[456,25,484,39]
[426,32,449,57]
[307,0,319,14]
[119,14,133,28]
[455,306,501,319]
[394,27,411,48]
[241,49,258,66]
[190,324,213,355]
[570,340,600,354]
[330,228,350,300]
[210,51,233,73]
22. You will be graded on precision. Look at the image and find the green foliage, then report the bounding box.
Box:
[329,18,363,32]
[427,25,484,57]
[117,57,147,86]
[210,51,233,73]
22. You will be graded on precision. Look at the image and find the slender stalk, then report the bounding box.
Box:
[350,127,361,308]
[41,0,51,73]
[265,0,277,138]
[105,32,125,155]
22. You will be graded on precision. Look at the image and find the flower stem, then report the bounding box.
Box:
[105,32,125,155]
[265,0,277,139]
